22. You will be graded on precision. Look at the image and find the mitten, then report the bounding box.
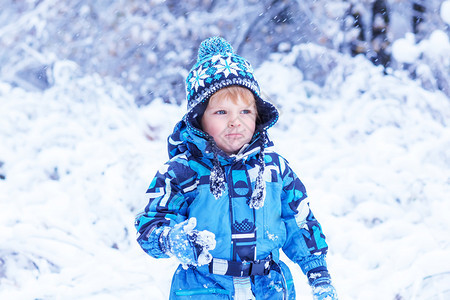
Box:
[312,283,338,300]
[159,218,216,266]
[308,267,338,300]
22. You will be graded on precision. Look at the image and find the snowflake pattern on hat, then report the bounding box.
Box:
[189,64,209,93]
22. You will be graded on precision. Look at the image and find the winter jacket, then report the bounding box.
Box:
[135,105,329,299]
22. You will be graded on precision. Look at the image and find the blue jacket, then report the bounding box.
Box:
[135,112,329,299]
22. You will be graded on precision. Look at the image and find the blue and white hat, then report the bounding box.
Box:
[185,37,278,132]
[186,37,260,110]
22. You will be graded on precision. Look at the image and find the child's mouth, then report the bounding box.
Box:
[225,133,244,139]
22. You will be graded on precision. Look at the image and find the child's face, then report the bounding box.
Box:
[201,91,257,155]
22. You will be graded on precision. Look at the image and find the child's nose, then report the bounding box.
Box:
[228,117,240,127]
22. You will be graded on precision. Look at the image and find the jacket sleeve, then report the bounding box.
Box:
[134,156,197,258]
[278,156,329,274]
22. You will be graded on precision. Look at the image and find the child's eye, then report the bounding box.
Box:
[215,110,226,115]
[241,109,252,114]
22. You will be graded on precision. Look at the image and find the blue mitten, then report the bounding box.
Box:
[312,283,338,300]
[308,268,338,300]
[159,218,216,266]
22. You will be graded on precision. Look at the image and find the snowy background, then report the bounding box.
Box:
[1,0,450,299]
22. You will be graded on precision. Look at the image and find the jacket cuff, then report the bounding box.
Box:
[297,253,327,274]
[138,226,170,258]
[307,266,331,286]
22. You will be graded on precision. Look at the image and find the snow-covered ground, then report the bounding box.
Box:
[1,22,450,300]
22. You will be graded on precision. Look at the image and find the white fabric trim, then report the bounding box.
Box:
[211,258,228,276]
[231,232,255,239]
[233,277,255,300]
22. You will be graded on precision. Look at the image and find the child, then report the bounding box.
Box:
[135,37,338,300]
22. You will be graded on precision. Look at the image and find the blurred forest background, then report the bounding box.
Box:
[0,0,448,106]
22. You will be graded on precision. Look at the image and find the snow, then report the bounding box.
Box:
[1,14,450,300]
[392,33,421,64]
[441,0,450,24]
[392,30,450,65]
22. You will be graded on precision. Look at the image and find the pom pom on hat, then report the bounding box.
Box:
[197,37,234,62]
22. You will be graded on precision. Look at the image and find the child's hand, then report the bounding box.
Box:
[160,218,216,267]
[308,267,338,300]
[312,282,338,300]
